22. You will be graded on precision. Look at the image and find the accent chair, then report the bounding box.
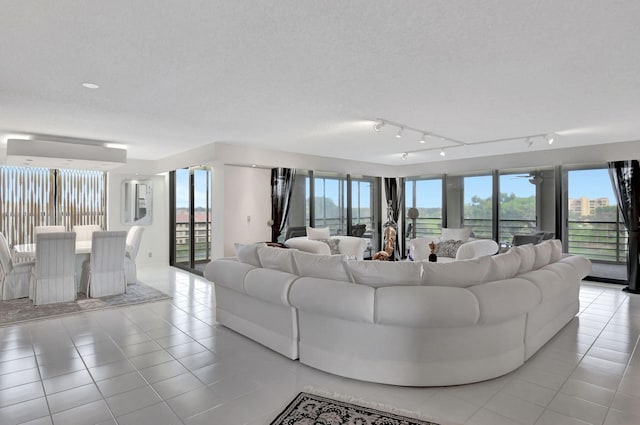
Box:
[30,232,77,305]
[81,231,127,297]
[124,226,145,284]
[0,233,35,300]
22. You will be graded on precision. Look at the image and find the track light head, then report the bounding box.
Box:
[373,121,385,132]
[546,134,555,145]
[440,149,446,157]
[396,127,404,138]
[419,133,426,144]
[401,152,408,160]
[525,137,533,148]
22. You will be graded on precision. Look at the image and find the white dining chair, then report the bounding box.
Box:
[124,226,145,284]
[30,232,77,305]
[33,225,66,241]
[72,224,102,242]
[81,231,127,298]
[0,233,35,300]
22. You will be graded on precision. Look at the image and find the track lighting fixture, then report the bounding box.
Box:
[372,118,557,159]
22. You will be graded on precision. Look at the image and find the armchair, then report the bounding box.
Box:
[124,226,145,284]
[0,233,34,300]
[30,232,77,305]
[81,231,127,297]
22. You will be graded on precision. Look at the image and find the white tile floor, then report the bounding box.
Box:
[1,267,640,425]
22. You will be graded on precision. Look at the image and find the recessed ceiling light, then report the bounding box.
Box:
[82,82,100,89]
[251,164,257,168]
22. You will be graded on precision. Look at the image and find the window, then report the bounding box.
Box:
[286,171,379,247]
[170,167,212,274]
[351,175,375,230]
[498,172,537,244]
[405,177,443,241]
[462,174,494,239]
[566,168,625,262]
[0,166,106,246]
[314,173,347,235]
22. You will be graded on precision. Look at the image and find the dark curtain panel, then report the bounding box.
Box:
[271,168,296,242]
[383,177,403,260]
[609,161,640,293]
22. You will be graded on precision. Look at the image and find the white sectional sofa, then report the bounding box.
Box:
[204,240,591,386]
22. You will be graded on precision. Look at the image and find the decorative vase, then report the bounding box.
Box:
[428,241,437,262]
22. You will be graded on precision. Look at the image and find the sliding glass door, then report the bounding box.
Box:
[170,167,212,274]
[404,177,443,242]
[462,174,494,239]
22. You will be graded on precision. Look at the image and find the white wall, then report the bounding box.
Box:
[219,165,271,257]
[107,173,169,265]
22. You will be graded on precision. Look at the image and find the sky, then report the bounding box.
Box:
[411,169,616,208]
[175,168,210,208]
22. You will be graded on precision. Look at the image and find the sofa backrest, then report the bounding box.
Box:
[291,250,351,282]
[345,260,422,288]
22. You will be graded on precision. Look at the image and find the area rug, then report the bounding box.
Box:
[270,392,440,425]
[0,282,171,326]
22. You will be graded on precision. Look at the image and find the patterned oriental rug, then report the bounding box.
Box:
[0,282,171,326]
[270,392,441,425]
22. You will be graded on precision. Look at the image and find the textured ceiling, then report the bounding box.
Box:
[1,0,640,166]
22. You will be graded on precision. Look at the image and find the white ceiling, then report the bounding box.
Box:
[1,0,640,166]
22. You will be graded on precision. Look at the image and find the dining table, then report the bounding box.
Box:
[12,240,93,291]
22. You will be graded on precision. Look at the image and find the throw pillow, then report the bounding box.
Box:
[435,240,465,258]
[307,226,331,240]
[549,239,563,263]
[234,242,266,267]
[318,238,340,255]
[533,241,553,270]
[512,244,536,274]
[291,251,350,282]
[256,246,296,274]
[441,227,472,242]
[422,256,492,287]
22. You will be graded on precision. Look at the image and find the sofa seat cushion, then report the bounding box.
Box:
[374,286,479,327]
[422,256,492,288]
[345,260,422,288]
[292,251,350,282]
